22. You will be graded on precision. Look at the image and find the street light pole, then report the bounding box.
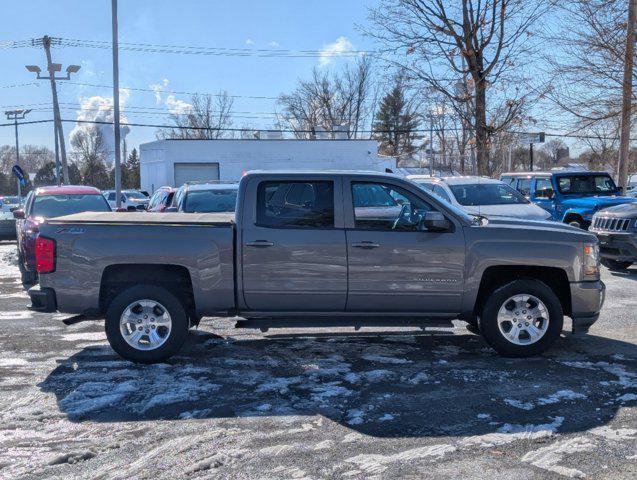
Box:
[112,0,123,209]
[27,36,81,185]
[5,109,31,199]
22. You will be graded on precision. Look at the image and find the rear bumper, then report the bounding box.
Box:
[570,280,605,333]
[28,285,57,312]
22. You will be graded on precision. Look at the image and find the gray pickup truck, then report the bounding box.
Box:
[29,171,605,363]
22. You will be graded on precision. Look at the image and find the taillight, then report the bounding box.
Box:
[36,236,56,273]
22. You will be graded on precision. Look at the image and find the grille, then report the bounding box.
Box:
[592,216,633,232]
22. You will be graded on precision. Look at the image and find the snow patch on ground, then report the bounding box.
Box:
[460,417,564,448]
[61,332,107,342]
[504,398,534,410]
[361,354,412,364]
[521,437,595,478]
[0,358,29,367]
[537,390,587,405]
[346,444,457,475]
[59,380,138,416]
[617,393,637,403]
[590,426,637,441]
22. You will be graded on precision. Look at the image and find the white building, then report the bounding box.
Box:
[139,138,394,193]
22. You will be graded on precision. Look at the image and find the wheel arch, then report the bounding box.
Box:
[474,265,571,318]
[99,264,196,322]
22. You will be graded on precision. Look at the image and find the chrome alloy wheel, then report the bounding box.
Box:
[119,299,172,351]
[497,294,549,346]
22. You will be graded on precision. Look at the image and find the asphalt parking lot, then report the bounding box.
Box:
[0,240,635,479]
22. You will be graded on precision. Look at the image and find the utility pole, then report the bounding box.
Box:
[429,114,434,176]
[27,36,81,185]
[618,0,636,194]
[53,121,61,186]
[530,142,534,171]
[112,0,123,209]
[5,109,31,199]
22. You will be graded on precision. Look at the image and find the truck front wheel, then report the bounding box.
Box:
[479,279,563,357]
[105,285,189,364]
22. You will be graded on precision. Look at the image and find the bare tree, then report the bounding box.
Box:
[368,0,548,175]
[277,57,375,139]
[70,125,110,189]
[546,0,632,128]
[159,92,234,140]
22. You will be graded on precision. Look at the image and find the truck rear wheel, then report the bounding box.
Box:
[105,285,189,364]
[479,279,563,357]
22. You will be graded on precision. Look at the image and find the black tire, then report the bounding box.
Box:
[601,258,633,271]
[565,217,584,229]
[18,255,37,288]
[479,279,563,357]
[105,284,189,364]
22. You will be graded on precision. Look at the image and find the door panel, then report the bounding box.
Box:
[344,180,465,313]
[346,229,465,312]
[242,228,347,310]
[241,179,347,311]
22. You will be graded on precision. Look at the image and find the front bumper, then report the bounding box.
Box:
[570,280,605,334]
[595,231,637,262]
[28,285,57,312]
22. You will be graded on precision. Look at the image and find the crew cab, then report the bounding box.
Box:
[501,171,636,229]
[29,172,605,363]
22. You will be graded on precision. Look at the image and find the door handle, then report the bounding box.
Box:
[351,241,380,249]
[245,240,275,247]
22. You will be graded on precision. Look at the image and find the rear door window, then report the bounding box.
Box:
[257,181,334,228]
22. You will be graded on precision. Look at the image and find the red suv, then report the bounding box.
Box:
[13,185,111,286]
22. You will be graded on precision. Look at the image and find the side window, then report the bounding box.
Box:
[107,192,116,201]
[517,178,531,197]
[352,182,433,231]
[534,178,553,198]
[257,181,334,228]
[432,184,452,202]
[502,177,516,186]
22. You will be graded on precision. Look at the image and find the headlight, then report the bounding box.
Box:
[583,242,600,278]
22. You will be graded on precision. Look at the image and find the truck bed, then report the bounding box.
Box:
[48,211,235,226]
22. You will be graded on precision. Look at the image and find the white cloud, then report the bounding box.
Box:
[165,94,192,115]
[267,41,280,48]
[71,89,131,165]
[149,78,169,104]
[319,36,354,66]
[245,38,255,45]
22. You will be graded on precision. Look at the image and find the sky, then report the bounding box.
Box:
[0,0,380,160]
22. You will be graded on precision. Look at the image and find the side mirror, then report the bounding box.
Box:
[421,211,450,232]
[164,207,178,213]
[12,209,25,219]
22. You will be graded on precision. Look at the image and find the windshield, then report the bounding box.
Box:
[449,183,529,206]
[32,194,111,218]
[557,175,617,195]
[124,190,147,201]
[184,189,238,213]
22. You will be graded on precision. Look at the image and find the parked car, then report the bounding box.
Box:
[0,195,21,212]
[103,189,149,211]
[14,185,111,286]
[590,203,637,271]
[30,171,604,364]
[168,182,238,213]
[0,196,19,240]
[409,175,552,221]
[146,186,176,212]
[501,171,637,229]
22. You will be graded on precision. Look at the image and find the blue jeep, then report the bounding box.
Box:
[500,171,637,229]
